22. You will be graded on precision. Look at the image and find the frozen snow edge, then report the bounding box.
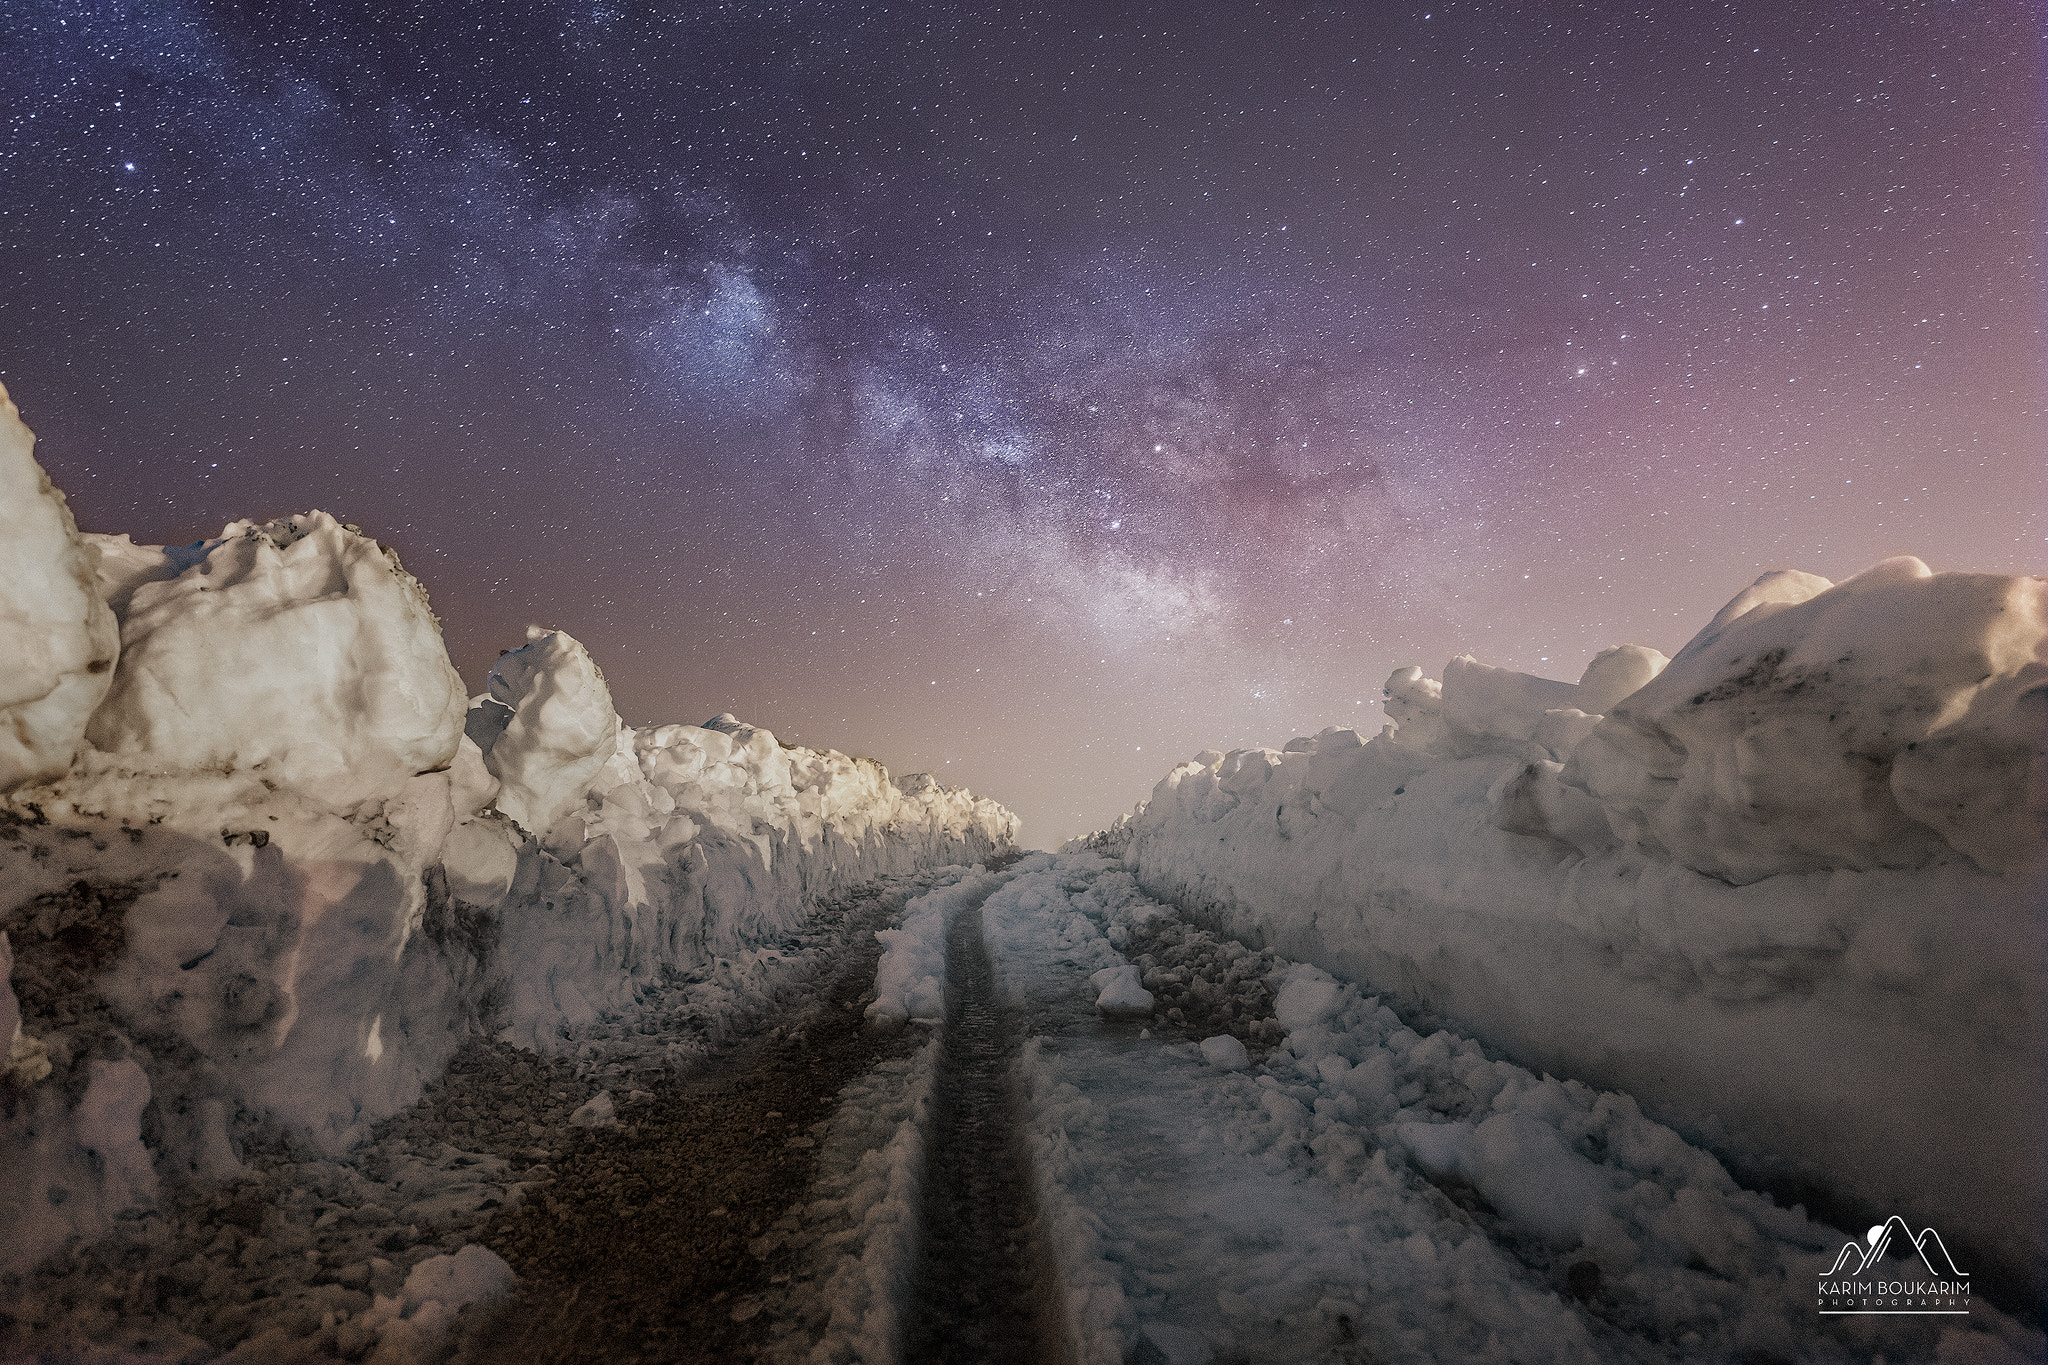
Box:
[1086,558,2046,1306]
[0,381,1020,1282]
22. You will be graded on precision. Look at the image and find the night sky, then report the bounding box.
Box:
[4,2,2041,843]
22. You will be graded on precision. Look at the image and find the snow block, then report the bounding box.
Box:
[1566,558,2048,880]
[0,381,119,792]
[1114,557,2048,1302]
[1574,642,1669,715]
[477,626,620,838]
[83,511,467,808]
[1439,654,1582,759]
[1089,963,1155,1016]
[1199,1035,1249,1070]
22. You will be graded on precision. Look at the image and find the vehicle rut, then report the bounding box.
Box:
[902,894,1066,1365]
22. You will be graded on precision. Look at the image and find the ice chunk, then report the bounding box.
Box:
[482,626,621,836]
[399,1243,514,1316]
[567,1091,616,1128]
[82,511,465,806]
[1089,964,1155,1016]
[0,381,119,791]
[1199,1035,1249,1070]
[1273,963,1341,1033]
[1530,707,1601,757]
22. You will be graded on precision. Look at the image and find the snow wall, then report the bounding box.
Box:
[1102,556,2046,1304]
[0,381,1018,1278]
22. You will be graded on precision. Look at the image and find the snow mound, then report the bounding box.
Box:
[1107,558,2047,1302]
[997,851,2042,1363]
[0,382,119,791]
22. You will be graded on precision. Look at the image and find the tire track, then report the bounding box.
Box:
[470,882,923,1364]
[902,890,1067,1365]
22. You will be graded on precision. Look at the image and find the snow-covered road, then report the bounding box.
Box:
[843,853,2044,1365]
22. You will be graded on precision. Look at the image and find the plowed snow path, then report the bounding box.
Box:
[983,853,2042,1365]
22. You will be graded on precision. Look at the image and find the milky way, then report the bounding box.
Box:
[3,1,2040,841]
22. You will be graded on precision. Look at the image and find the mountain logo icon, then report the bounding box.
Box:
[1819,1215,1967,1281]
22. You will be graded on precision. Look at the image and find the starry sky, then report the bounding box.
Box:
[3,1,2042,844]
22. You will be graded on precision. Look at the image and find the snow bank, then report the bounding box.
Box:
[1105,559,2047,1302]
[0,408,1017,1281]
[1565,556,2046,878]
[771,1037,940,1364]
[0,382,118,791]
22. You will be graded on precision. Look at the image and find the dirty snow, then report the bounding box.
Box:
[0,378,1018,1365]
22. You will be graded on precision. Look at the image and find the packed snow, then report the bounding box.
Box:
[866,872,1003,1026]
[0,380,1017,1361]
[1090,556,2046,1306]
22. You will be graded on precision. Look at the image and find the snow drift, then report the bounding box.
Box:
[0,380,1017,1280]
[1102,556,2046,1302]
